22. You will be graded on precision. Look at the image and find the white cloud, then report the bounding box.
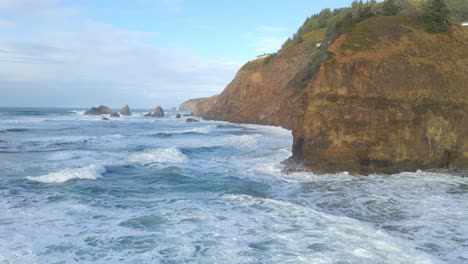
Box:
[0,0,239,108]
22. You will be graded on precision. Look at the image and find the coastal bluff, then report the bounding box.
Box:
[181,16,468,175]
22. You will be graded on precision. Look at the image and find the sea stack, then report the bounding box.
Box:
[84,105,112,115]
[145,106,165,117]
[120,104,131,116]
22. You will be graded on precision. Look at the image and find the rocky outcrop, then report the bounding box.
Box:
[179,98,208,111]
[120,104,131,116]
[295,23,468,175]
[186,118,199,123]
[183,17,468,175]
[111,112,120,117]
[145,106,165,117]
[85,106,112,115]
[176,114,182,118]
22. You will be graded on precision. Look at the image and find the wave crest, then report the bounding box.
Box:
[129,148,187,165]
[26,164,105,183]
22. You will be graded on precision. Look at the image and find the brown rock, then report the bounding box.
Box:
[179,98,208,111]
[120,104,131,116]
[185,18,468,175]
[85,105,112,115]
[145,106,165,117]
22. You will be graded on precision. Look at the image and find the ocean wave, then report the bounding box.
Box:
[26,164,105,183]
[129,148,187,165]
[1,128,31,133]
[218,194,436,263]
[70,110,85,116]
[225,134,259,147]
[149,125,216,137]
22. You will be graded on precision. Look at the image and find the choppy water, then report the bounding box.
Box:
[0,107,467,264]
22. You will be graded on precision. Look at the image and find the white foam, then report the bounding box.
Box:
[219,194,437,263]
[225,134,259,148]
[26,164,105,183]
[129,148,187,165]
[70,110,85,116]
[183,125,216,134]
[146,125,216,136]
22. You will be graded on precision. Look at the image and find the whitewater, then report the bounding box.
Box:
[0,107,466,263]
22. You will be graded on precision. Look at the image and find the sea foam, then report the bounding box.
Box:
[129,148,187,165]
[26,164,105,183]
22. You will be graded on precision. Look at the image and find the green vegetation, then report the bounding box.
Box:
[445,0,468,22]
[423,0,452,32]
[282,0,461,51]
[343,15,423,51]
[381,0,401,15]
[280,0,462,89]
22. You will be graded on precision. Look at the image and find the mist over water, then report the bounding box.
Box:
[0,108,466,263]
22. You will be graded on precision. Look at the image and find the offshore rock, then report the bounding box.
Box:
[145,106,165,117]
[85,106,112,116]
[186,118,199,123]
[120,104,131,116]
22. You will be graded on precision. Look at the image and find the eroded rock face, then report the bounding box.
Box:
[179,98,208,111]
[85,106,112,115]
[296,26,468,174]
[120,104,131,116]
[185,21,468,175]
[145,106,165,117]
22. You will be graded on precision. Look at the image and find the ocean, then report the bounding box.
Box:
[0,107,466,263]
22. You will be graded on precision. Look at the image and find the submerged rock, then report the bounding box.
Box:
[102,117,110,121]
[110,112,120,117]
[145,106,165,117]
[120,104,131,116]
[186,118,199,123]
[175,114,182,118]
[84,106,112,115]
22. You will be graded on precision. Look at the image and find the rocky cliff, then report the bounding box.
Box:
[179,98,209,111]
[182,16,468,175]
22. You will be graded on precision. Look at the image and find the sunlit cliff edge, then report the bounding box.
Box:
[181,7,468,175]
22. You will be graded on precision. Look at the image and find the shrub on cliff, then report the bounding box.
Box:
[423,0,452,33]
[381,0,401,15]
[445,0,468,22]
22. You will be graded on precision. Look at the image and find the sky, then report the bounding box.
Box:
[0,0,355,108]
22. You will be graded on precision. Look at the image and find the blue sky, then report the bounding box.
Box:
[0,0,355,108]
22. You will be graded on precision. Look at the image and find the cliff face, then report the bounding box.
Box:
[182,16,468,175]
[179,98,208,111]
[193,29,327,129]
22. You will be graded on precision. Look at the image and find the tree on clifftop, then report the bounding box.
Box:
[423,0,452,33]
[381,0,400,15]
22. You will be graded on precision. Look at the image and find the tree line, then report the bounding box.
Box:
[282,0,467,49]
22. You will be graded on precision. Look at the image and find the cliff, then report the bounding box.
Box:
[179,98,208,111]
[181,15,468,175]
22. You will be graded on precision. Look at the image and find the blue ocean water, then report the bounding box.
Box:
[0,107,467,263]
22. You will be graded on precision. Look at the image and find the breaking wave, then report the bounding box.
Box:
[26,164,105,183]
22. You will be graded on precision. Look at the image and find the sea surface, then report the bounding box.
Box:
[0,107,467,264]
